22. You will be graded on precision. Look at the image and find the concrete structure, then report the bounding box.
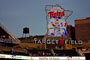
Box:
[0,24,20,44]
[75,17,90,42]
[67,25,75,40]
[0,24,21,54]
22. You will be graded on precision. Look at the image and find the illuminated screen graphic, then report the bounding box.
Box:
[46,6,67,36]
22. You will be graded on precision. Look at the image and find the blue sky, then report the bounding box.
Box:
[0,0,90,37]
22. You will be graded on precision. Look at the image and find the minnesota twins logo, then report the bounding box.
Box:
[45,4,73,37]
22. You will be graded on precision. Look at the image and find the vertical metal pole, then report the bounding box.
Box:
[45,5,48,49]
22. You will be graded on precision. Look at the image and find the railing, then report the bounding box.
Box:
[0,46,12,49]
[0,39,12,43]
[82,50,90,53]
[0,46,27,53]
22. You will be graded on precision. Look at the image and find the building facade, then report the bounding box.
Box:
[75,17,90,42]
